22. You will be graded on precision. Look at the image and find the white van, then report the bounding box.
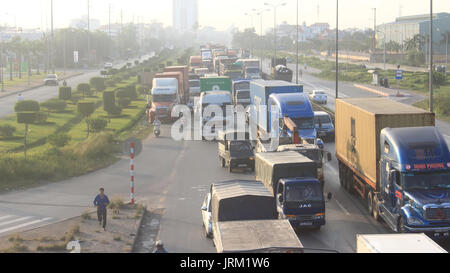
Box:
[195,91,233,140]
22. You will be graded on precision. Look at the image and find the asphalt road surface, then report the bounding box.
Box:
[0,58,449,252]
[0,57,148,118]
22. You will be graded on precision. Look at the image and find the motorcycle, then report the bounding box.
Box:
[154,120,161,137]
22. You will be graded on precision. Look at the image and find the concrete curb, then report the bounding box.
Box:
[353,84,390,97]
[131,206,148,253]
[0,72,84,99]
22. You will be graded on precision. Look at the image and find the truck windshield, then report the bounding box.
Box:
[285,184,323,202]
[403,171,450,190]
[315,115,332,125]
[293,117,315,130]
[153,94,175,103]
[229,141,252,153]
[246,68,259,74]
[237,91,250,99]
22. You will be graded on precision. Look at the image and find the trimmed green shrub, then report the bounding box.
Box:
[90,77,106,92]
[126,84,138,100]
[15,100,40,112]
[118,98,131,108]
[58,87,72,100]
[108,68,119,75]
[35,112,48,124]
[77,101,97,138]
[89,118,108,132]
[0,125,16,137]
[103,91,116,112]
[108,106,122,116]
[48,133,71,147]
[77,83,91,98]
[40,99,67,113]
[17,112,37,124]
[100,70,108,76]
[105,79,116,87]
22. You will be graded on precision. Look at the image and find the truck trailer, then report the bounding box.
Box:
[356,234,447,253]
[336,98,450,240]
[164,66,189,104]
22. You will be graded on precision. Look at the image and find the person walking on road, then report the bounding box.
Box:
[93,188,110,231]
[17,94,23,102]
[153,241,168,253]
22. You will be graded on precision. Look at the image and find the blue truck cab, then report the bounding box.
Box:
[256,151,328,230]
[377,127,450,240]
[269,93,316,142]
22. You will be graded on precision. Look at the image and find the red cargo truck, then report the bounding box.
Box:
[164,66,189,104]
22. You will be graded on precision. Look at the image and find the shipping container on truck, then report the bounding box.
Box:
[200,76,232,94]
[249,80,303,134]
[356,234,447,253]
[164,66,189,104]
[336,98,435,195]
[189,56,202,72]
[334,98,450,238]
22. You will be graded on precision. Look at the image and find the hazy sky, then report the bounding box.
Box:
[1,0,450,32]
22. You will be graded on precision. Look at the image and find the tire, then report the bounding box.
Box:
[372,196,381,222]
[367,191,374,216]
[228,163,233,173]
[220,157,225,168]
[398,216,407,233]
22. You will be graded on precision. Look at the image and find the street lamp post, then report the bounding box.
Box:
[336,0,339,99]
[244,11,257,57]
[255,9,270,72]
[265,2,287,63]
[429,0,433,113]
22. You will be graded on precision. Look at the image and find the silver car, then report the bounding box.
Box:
[309,90,327,104]
[44,74,59,86]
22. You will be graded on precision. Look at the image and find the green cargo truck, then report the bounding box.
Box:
[200,76,232,94]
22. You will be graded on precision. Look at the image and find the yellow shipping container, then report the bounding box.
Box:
[335,98,435,189]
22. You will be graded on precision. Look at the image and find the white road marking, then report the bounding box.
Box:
[0,216,32,227]
[335,199,351,216]
[0,217,52,235]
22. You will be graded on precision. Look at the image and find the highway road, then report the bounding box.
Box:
[0,57,148,118]
[0,57,449,252]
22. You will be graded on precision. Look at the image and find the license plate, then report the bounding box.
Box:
[238,164,247,168]
[299,222,313,226]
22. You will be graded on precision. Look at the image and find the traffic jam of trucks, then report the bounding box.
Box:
[141,44,449,253]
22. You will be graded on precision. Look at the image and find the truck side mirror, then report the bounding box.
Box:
[201,206,207,211]
[278,194,284,204]
[327,152,332,162]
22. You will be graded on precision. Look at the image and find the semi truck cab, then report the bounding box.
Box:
[377,127,450,240]
[269,93,317,143]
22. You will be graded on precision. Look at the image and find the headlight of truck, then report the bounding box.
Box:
[407,217,424,226]
[285,215,296,220]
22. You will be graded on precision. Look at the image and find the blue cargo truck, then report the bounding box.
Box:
[248,80,316,144]
[336,98,450,240]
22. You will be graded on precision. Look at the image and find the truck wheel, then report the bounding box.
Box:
[228,164,233,173]
[398,217,407,233]
[367,191,374,216]
[372,197,381,222]
[220,157,225,168]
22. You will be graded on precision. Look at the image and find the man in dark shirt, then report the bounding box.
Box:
[93,188,110,231]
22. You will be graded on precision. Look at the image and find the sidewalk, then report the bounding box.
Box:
[0,72,83,99]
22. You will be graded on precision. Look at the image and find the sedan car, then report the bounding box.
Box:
[201,192,213,238]
[44,74,59,86]
[309,90,327,104]
[314,111,335,142]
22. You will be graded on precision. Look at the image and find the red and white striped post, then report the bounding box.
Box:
[130,142,135,205]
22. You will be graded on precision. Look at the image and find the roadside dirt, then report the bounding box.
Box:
[0,200,145,253]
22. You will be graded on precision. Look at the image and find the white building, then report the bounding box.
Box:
[173,0,198,33]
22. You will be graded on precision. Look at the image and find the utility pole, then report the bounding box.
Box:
[336,0,339,99]
[51,0,55,74]
[296,0,299,84]
[87,0,91,67]
[429,0,433,112]
[373,8,376,63]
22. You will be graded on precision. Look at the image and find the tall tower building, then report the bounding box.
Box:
[173,0,198,33]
